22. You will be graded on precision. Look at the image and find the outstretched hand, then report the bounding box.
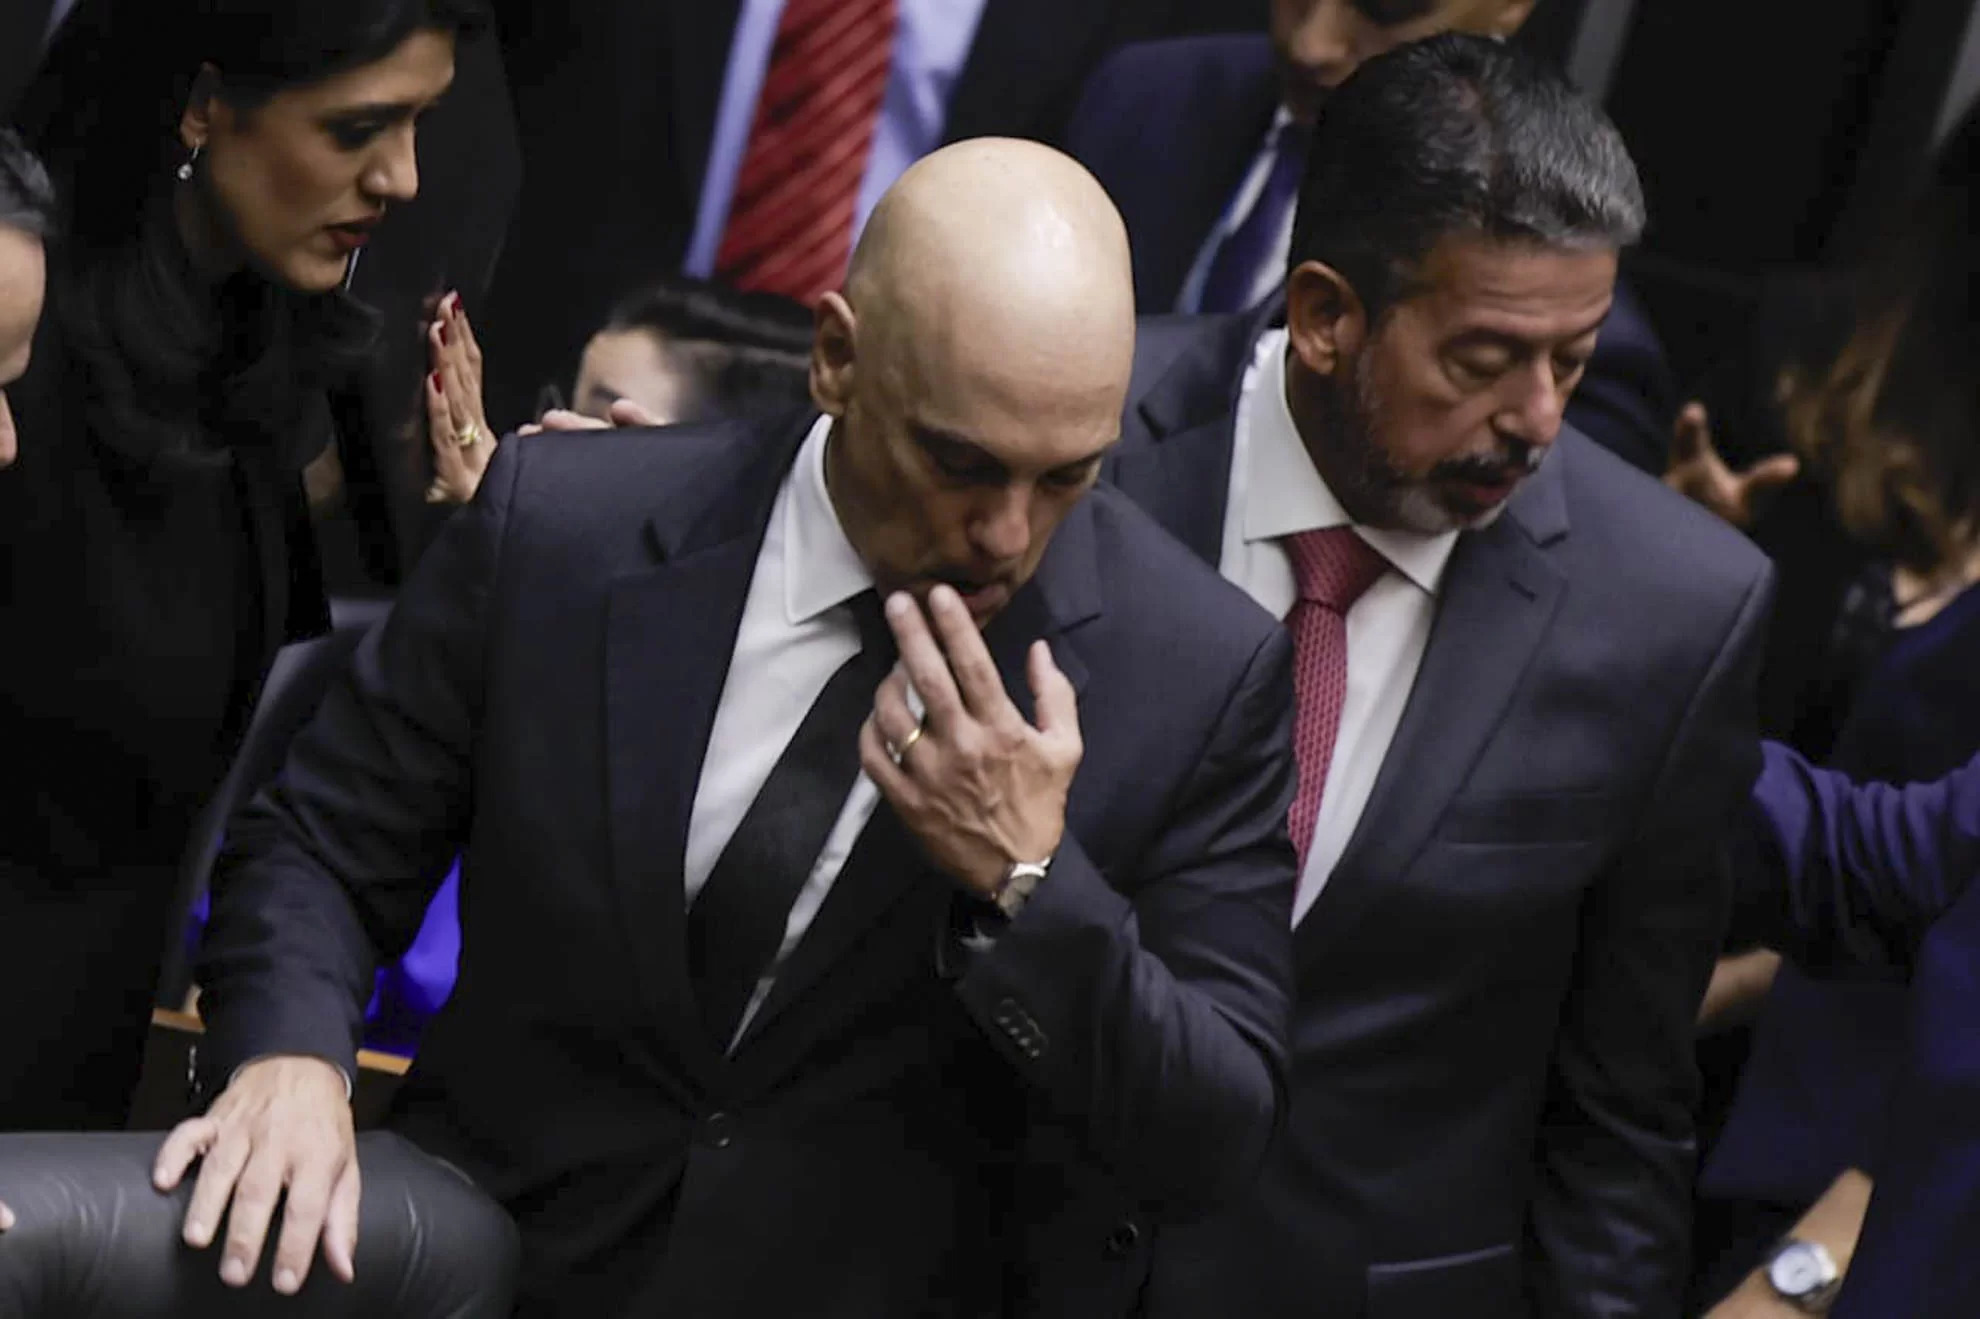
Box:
[1665,401,1800,530]
[860,586,1081,898]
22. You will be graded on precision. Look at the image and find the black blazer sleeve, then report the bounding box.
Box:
[195,438,523,1088]
[954,625,1297,1213]
[1525,564,1774,1318]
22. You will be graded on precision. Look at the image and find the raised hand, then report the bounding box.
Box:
[860,586,1081,898]
[1665,401,1800,530]
[153,1056,358,1295]
[423,291,496,504]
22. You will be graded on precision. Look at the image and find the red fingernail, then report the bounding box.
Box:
[447,292,461,315]
[439,323,450,345]
[431,371,443,393]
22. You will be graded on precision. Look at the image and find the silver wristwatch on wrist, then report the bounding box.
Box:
[1764,1238,1842,1314]
[992,857,1052,920]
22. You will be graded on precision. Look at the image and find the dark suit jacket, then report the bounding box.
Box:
[0,0,53,119]
[1833,881,1980,1319]
[1704,582,1980,1226]
[0,274,331,1130]
[1064,34,1681,475]
[1741,742,1980,1317]
[194,416,1300,1317]
[1106,311,1773,1319]
[474,0,1265,431]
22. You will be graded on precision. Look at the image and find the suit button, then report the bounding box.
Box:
[702,1111,734,1150]
[1103,1221,1141,1259]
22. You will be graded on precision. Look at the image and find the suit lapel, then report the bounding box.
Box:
[1294,458,1572,962]
[605,417,807,1079]
[738,499,1103,1054]
[1108,304,1280,566]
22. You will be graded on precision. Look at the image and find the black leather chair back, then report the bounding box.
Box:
[0,1131,517,1318]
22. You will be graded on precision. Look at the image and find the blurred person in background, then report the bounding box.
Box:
[1667,99,1980,1318]
[0,131,53,477]
[0,0,482,1131]
[422,277,815,504]
[0,125,55,1240]
[1711,741,1980,1317]
[1065,0,1682,474]
[565,278,812,425]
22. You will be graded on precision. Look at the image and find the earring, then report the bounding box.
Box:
[176,145,202,183]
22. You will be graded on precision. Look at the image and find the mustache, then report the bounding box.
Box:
[1430,443,1545,484]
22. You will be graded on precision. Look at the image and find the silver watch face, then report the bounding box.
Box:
[1769,1243,1833,1297]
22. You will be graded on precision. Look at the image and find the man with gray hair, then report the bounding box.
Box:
[1107,35,1772,1317]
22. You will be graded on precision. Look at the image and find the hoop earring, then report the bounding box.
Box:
[176,145,202,183]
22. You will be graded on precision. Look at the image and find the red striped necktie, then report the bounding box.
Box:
[1282,527,1390,873]
[714,0,900,304]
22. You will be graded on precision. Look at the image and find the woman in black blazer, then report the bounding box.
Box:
[0,0,486,1130]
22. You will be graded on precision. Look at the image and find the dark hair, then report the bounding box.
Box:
[603,278,816,359]
[1289,33,1646,320]
[1778,100,1980,575]
[11,0,488,468]
[596,277,815,420]
[0,130,55,239]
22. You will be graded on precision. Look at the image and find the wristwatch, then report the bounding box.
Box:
[1764,1238,1842,1314]
[992,857,1052,920]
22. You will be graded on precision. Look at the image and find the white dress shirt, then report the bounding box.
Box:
[683,414,886,1042]
[1176,107,1300,314]
[1221,329,1459,924]
[684,0,993,279]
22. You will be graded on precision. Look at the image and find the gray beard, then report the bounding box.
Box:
[1328,363,1528,537]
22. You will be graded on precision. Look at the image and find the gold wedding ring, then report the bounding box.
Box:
[887,721,925,766]
[453,423,484,450]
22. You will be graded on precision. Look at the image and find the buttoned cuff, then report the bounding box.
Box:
[953,836,1132,1072]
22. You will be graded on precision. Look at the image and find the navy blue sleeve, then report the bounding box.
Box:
[1746,739,1980,971]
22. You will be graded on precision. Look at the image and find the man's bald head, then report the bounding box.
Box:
[814,139,1136,623]
[847,138,1133,350]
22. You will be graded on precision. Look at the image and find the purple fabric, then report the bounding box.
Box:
[189,864,460,1058]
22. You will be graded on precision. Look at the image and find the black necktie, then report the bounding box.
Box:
[688,590,895,1047]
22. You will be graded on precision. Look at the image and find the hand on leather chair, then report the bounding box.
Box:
[0,1129,517,1317]
[153,1056,356,1296]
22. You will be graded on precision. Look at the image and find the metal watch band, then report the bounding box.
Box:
[993,858,1052,920]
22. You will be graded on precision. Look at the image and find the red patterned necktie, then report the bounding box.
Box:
[714,0,900,304]
[1283,527,1391,873]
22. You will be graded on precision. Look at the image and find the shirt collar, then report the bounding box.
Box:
[784,414,875,626]
[1239,327,1459,596]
